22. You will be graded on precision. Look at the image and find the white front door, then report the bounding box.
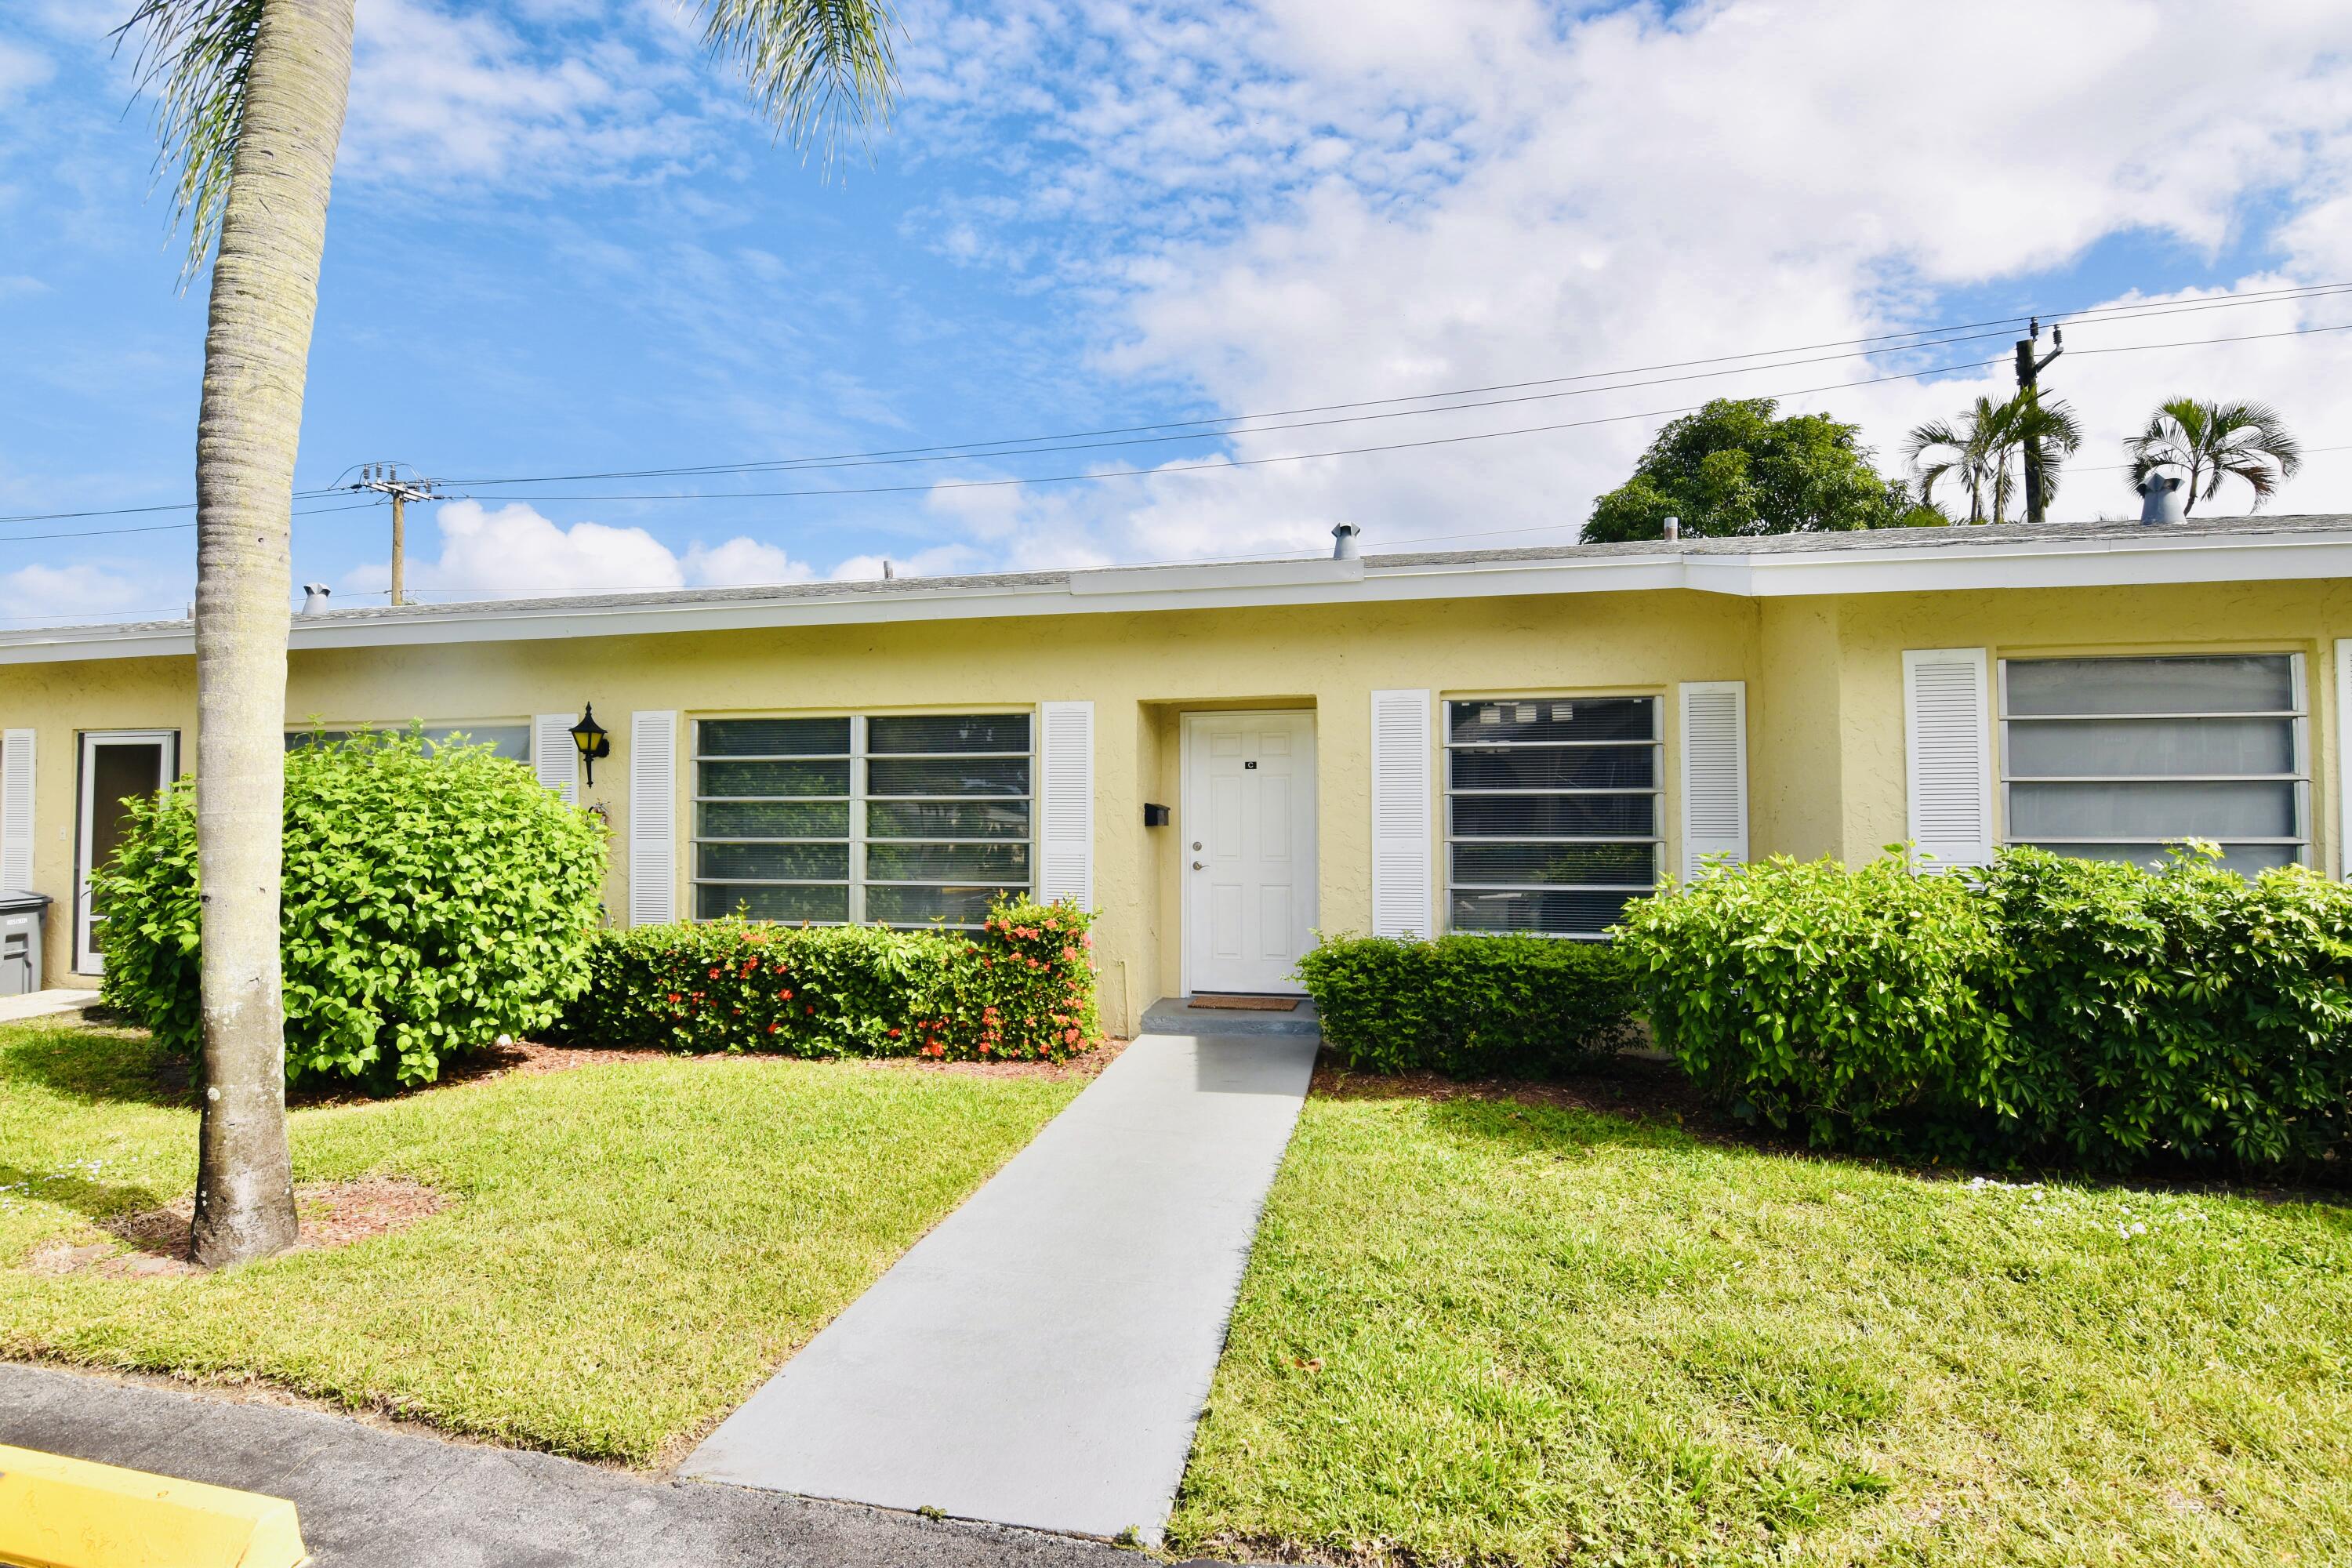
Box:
[77,730,177,973]
[1181,710,1316,995]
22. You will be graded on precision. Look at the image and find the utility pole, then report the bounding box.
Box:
[351,464,440,607]
[2013,317,2064,524]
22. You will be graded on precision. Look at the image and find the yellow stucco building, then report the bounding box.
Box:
[5,514,2348,1035]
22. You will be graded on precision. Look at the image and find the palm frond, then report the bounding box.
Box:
[699,0,901,168]
[117,0,263,289]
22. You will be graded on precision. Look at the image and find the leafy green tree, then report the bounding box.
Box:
[1905,392,2085,524]
[123,0,898,1266]
[1583,397,1934,543]
[2125,397,2303,514]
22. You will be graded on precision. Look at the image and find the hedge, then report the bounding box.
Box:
[1297,932,1636,1078]
[1615,845,2352,1171]
[95,726,608,1090]
[557,895,1103,1062]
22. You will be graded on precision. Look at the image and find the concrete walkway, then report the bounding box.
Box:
[685,1028,1319,1544]
[0,1363,1131,1568]
[0,989,100,1025]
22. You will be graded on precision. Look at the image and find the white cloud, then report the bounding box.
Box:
[830,543,979,582]
[341,0,703,188]
[0,39,51,106]
[339,499,838,599]
[682,535,816,586]
[889,0,2352,557]
[0,562,178,624]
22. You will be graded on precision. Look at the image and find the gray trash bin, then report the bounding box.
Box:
[0,891,51,997]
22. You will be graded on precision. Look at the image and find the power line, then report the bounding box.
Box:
[4,281,2342,532]
[443,293,2352,497]
[436,283,2352,488]
[0,485,354,528]
[0,499,382,546]
[409,321,2352,508]
[5,291,2348,554]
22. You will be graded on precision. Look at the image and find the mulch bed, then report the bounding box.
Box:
[26,1177,449,1279]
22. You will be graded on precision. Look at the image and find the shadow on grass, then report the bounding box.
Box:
[1419,1093,1697,1162]
[0,1162,173,1225]
[0,1027,190,1111]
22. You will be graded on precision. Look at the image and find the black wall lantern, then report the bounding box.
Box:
[568,703,612,786]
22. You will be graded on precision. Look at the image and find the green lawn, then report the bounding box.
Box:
[1171,1091,2352,1568]
[0,1021,1080,1463]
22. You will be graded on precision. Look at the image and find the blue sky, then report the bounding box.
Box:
[5,0,2352,624]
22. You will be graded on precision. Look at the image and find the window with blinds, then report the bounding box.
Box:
[692,713,1032,926]
[1444,695,1661,937]
[1998,654,2308,875]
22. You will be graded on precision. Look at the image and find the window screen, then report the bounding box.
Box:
[1998,654,2308,875]
[1445,696,1661,937]
[285,722,532,762]
[692,713,1032,926]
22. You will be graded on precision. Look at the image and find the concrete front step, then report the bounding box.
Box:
[1137,996,1321,1038]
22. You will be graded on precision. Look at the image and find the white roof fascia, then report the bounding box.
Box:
[4,527,2351,666]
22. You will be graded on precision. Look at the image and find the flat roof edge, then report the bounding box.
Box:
[6,524,2352,663]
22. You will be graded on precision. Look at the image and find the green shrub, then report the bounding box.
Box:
[1618,845,2352,1171]
[1613,852,2013,1152]
[96,727,608,1089]
[1297,932,1635,1078]
[1986,846,2352,1169]
[559,895,1102,1062]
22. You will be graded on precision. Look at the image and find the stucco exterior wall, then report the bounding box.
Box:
[7,574,2350,1027]
[1826,579,2352,870]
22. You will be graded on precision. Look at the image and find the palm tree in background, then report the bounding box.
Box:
[2125,398,2303,514]
[1904,393,2084,524]
[122,0,899,1267]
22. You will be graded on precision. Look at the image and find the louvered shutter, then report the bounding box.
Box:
[0,730,31,891]
[2338,641,2352,879]
[1679,682,1748,880]
[1036,701,1094,908]
[1904,648,1994,869]
[629,711,677,926]
[1370,689,1434,938]
[534,714,579,804]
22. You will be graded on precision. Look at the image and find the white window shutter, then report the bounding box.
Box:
[1,729,31,891]
[1036,701,1094,908]
[534,714,579,804]
[2338,641,2352,879]
[628,711,677,926]
[1679,682,1748,880]
[1904,648,1994,869]
[1370,689,1434,938]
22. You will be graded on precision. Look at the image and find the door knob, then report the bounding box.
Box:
[1192,860,1204,869]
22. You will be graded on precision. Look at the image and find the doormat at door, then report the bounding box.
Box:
[1188,995,1300,1011]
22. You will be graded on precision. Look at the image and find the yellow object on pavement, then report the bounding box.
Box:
[0,1443,307,1568]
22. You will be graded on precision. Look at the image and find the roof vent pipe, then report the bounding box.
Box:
[1663,515,1681,542]
[2136,473,2187,524]
[299,583,332,615]
[1331,521,1361,559]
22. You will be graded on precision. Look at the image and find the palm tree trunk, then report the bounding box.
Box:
[189,0,354,1269]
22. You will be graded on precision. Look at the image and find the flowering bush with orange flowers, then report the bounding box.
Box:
[557,895,1103,1062]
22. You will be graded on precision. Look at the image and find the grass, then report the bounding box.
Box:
[0,1021,1080,1463]
[1169,1091,2352,1568]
